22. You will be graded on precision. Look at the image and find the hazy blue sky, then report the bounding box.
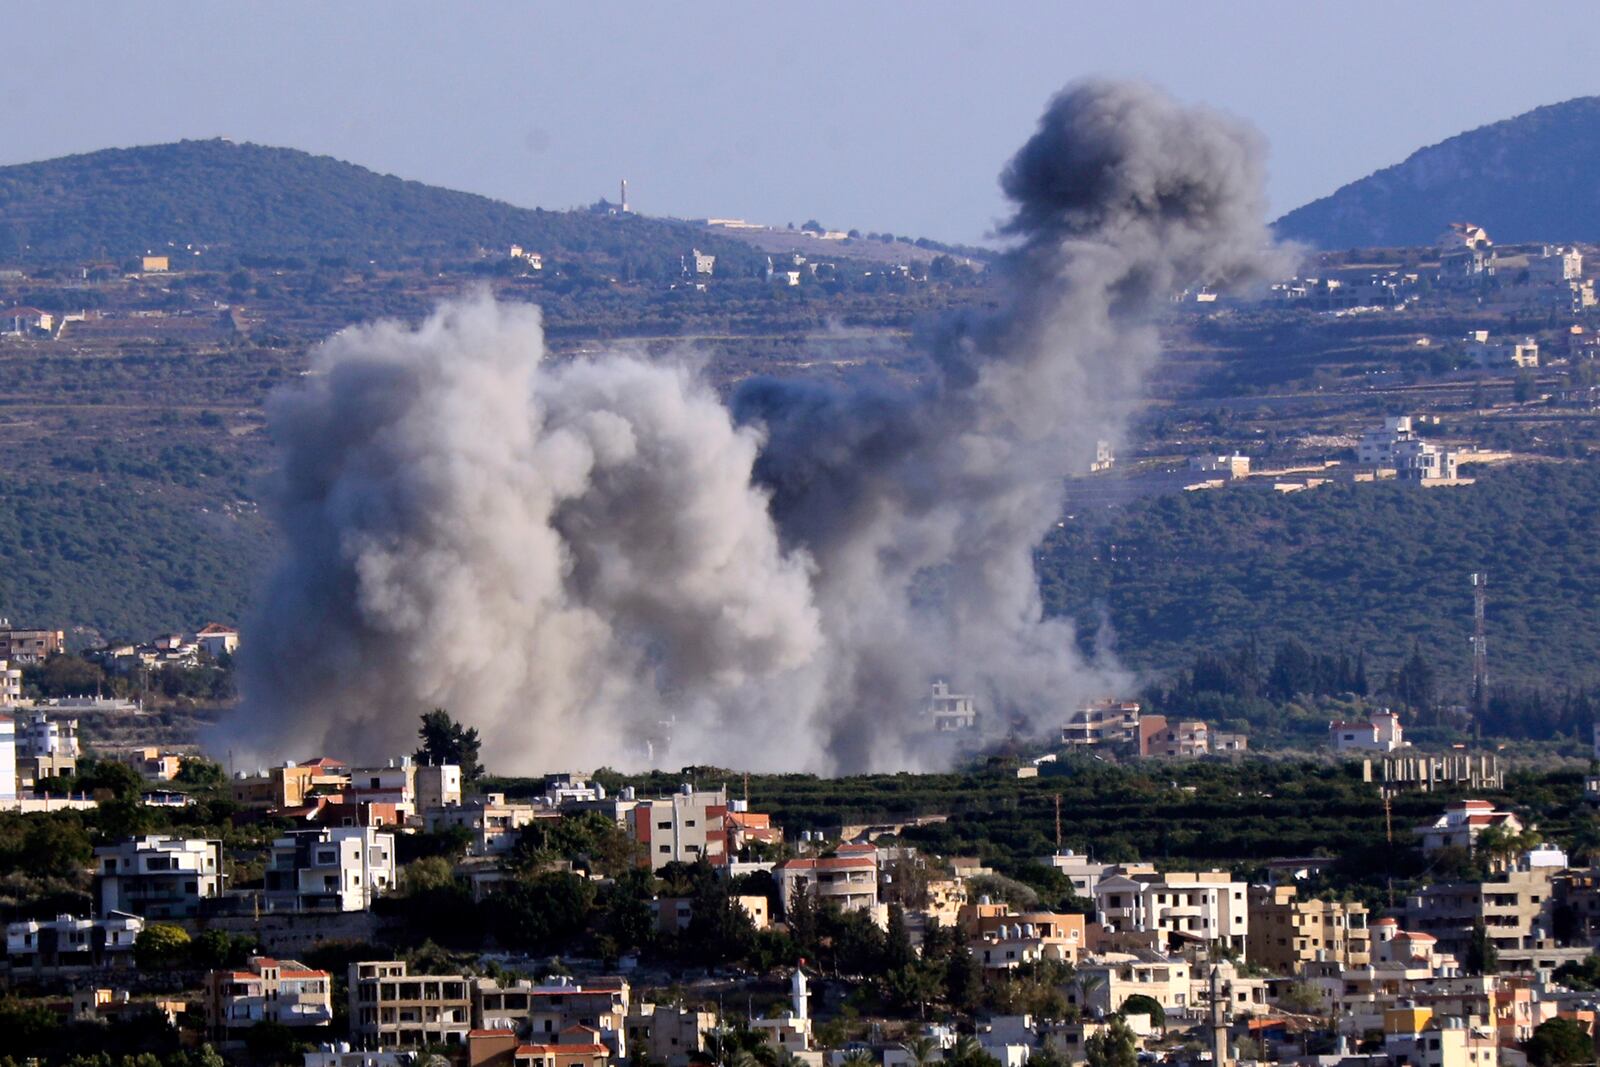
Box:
[4,3,1596,245]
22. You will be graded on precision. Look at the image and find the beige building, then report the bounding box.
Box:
[205,955,333,1033]
[777,853,879,918]
[1137,716,1209,758]
[1071,953,1192,1017]
[474,977,629,1056]
[1247,885,1370,974]
[625,1003,716,1067]
[1404,868,1556,959]
[230,758,350,810]
[1061,701,1140,748]
[0,628,64,664]
[626,785,730,869]
[425,793,545,855]
[349,961,472,1049]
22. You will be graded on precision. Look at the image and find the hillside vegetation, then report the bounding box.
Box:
[1041,462,1600,696]
[1276,95,1600,247]
[0,139,758,270]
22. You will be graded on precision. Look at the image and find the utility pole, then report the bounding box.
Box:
[1054,794,1063,850]
[1383,790,1393,845]
[1470,572,1489,713]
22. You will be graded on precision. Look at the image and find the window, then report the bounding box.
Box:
[660,845,671,853]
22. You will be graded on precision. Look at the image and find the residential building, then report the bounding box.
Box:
[1404,868,1557,959]
[777,853,880,918]
[1189,454,1251,477]
[141,255,169,273]
[625,1003,716,1067]
[347,757,418,815]
[230,758,350,810]
[5,912,142,970]
[1041,851,1114,898]
[474,977,629,1056]
[121,747,185,780]
[193,622,240,658]
[1070,953,1192,1018]
[264,827,396,912]
[0,715,15,804]
[725,802,782,857]
[426,793,544,855]
[0,627,64,663]
[511,1032,611,1067]
[16,710,79,763]
[94,836,225,919]
[416,762,462,812]
[1093,868,1249,954]
[1246,885,1370,974]
[1413,799,1525,855]
[0,659,19,705]
[968,910,1086,970]
[1137,716,1209,758]
[927,679,977,732]
[205,956,334,1033]
[1356,417,1460,484]
[1,307,54,334]
[1061,701,1140,748]
[1330,710,1404,752]
[687,249,715,276]
[349,961,473,1049]
[626,785,729,869]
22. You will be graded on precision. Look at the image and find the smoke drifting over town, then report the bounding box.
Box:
[234,80,1290,773]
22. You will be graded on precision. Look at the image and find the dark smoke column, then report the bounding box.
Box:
[736,80,1293,771]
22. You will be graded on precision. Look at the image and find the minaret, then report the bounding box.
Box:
[1209,964,1230,1067]
[620,179,629,213]
[792,963,809,1020]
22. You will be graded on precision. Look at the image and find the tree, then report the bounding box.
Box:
[1119,993,1166,1030]
[884,903,914,972]
[1465,921,1499,976]
[1085,1017,1138,1067]
[134,924,193,969]
[945,946,983,1014]
[1524,1017,1594,1067]
[415,709,483,781]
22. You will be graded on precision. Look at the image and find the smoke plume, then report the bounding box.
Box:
[233,80,1288,773]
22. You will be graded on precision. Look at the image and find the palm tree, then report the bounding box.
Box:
[901,1035,939,1067]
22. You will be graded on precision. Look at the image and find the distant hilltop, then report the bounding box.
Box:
[0,138,751,267]
[1276,95,1600,248]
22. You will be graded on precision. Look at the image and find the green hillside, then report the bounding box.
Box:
[0,139,758,270]
[1276,95,1600,247]
[1040,462,1600,696]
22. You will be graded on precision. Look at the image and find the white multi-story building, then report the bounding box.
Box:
[1357,416,1461,483]
[17,711,79,760]
[415,763,462,812]
[626,785,729,869]
[1330,710,1405,753]
[927,679,977,732]
[94,836,225,919]
[348,757,417,816]
[0,715,15,804]
[1061,701,1141,748]
[264,827,396,912]
[1094,868,1250,955]
[6,911,142,969]
[1041,851,1115,898]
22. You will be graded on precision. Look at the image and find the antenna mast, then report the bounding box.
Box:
[1470,572,1488,711]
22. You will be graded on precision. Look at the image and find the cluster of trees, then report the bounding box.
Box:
[1040,463,1600,707]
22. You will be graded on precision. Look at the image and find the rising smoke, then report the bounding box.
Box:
[232,80,1290,774]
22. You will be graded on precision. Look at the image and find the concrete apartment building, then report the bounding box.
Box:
[0,715,15,804]
[963,904,1086,970]
[0,658,19,705]
[231,758,350,810]
[1041,851,1115,898]
[416,762,462,812]
[6,911,142,971]
[475,977,629,1056]
[0,627,65,663]
[776,853,880,918]
[1247,885,1370,974]
[1070,953,1192,1017]
[1404,868,1556,959]
[426,793,545,855]
[1093,868,1249,955]
[927,679,977,731]
[624,1003,715,1067]
[205,956,334,1033]
[15,710,78,785]
[264,827,396,912]
[626,785,729,869]
[1137,716,1209,758]
[349,961,473,1049]
[1061,701,1140,748]
[94,836,225,919]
